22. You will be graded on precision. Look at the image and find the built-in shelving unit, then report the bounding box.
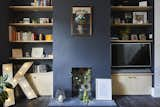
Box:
[111,6,152,11]
[111,40,153,43]
[9,57,53,60]
[10,40,53,43]
[111,0,153,69]
[9,23,53,27]
[9,0,53,72]
[112,23,152,27]
[9,6,53,11]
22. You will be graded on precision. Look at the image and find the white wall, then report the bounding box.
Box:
[153,0,160,97]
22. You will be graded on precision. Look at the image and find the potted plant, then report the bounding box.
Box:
[0,75,13,106]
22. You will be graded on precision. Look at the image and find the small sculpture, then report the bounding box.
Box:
[55,88,66,103]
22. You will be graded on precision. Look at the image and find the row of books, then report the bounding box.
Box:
[34,0,53,6]
[9,26,52,41]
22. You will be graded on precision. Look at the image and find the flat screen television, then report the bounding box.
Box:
[111,43,151,68]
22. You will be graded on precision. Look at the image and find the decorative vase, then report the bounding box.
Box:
[77,25,84,34]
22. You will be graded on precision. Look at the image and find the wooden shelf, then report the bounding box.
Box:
[10,40,53,43]
[9,57,53,60]
[9,6,53,11]
[111,6,152,11]
[111,40,153,43]
[112,23,152,27]
[9,23,53,27]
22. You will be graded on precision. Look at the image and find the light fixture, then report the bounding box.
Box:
[2,64,15,107]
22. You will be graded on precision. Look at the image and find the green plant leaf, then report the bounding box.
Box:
[3,75,8,82]
[4,82,13,89]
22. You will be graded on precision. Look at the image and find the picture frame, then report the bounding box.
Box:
[131,34,138,40]
[139,34,146,40]
[31,47,44,58]
[133,12,147,24]
[12,48,23,58]
[96,79,112,100]
[71,6,92,36]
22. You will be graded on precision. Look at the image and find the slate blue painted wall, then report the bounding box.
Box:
[0,1,9,71]
[53,0,111,97]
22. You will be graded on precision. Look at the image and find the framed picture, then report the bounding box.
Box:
[139,34,146,40]
[71,6,92,36]
[12,48,23,58]
[31,47,44,58]
[131,34,138,40]
[96,79,112,100]
[133,12,147,24]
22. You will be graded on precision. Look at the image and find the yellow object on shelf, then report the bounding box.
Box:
[45,34,53,41]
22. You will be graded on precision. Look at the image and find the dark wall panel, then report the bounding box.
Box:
[0,1,9,70]
[53,0,111,97]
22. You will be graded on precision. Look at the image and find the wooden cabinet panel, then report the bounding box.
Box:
[112,73,152,95]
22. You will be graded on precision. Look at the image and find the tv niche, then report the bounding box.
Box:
[71,68,92,103]
[112,43,151,68]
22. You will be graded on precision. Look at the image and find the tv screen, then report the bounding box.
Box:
[112,43,151,67]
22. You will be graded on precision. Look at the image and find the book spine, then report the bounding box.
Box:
[43,0,46,6]
[9,26,12,42]
[34,0,37,6]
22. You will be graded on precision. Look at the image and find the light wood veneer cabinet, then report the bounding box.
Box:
[112,73,152,95]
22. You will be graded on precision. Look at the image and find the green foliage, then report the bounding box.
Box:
[0,75,13,104]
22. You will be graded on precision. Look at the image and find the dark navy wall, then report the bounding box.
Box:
[53,0,111,96]
[0,1,9,70]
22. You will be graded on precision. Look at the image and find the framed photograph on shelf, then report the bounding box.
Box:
[12,48,23,58]
[71,6,92,36]
[139,34,146,40]
[133,12,147,24]
[131,34,138,40]
[31,47,44,58]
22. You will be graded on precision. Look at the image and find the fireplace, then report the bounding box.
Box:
[71,68,92,100]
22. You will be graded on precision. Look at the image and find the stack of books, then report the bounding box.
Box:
[34,0,53,6]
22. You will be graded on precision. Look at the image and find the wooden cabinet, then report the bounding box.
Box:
[112,73,152,95]
[27,72,53,96]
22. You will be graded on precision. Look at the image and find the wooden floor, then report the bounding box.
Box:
[12,96,160,107]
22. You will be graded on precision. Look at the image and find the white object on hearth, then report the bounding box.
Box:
[2,64,15,107]
[139,1,147,7]
[96,79,112,100]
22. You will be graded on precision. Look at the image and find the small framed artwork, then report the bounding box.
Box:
[71,6,92,36]
[131,34,138,40]
[96,79,112,100]
[12,48,23,58]
[31,47,44,58]
[133,12,147,24]
[139,34,146,40]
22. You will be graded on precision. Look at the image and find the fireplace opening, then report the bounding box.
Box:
[71,68,92,99]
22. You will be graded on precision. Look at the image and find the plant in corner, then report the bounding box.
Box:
[0,75,13,105]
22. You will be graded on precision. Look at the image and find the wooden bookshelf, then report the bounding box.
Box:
[112,23,152,27]
[9,6,53,11]
[9,23,53,27]
[111,6,152,11]
[10,40,53,43]
[111,40,153,43]
[9,57,53,60]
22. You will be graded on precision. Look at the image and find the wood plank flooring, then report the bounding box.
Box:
[12,96,160,107]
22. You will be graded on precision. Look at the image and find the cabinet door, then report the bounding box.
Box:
[112,74,152,95]
[130,76,152,95]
